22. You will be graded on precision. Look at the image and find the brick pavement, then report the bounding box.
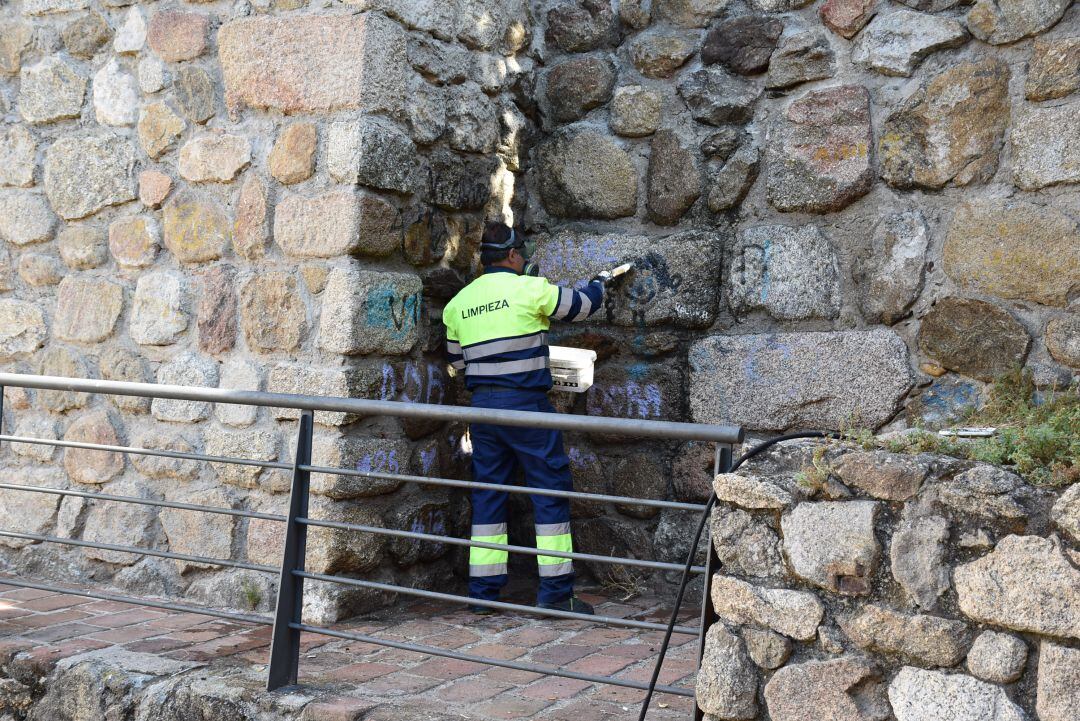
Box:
[0,579,700,720]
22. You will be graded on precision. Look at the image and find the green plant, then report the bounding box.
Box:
[795,444,834,492]
[240,578,263,611]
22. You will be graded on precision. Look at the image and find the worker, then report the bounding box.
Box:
[442,222,622,616]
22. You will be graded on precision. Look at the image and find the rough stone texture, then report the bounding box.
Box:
[714,473,792,510]
[890,512,950,610]
[172,67,215,124]
[113,7,145,55]
[99,348,151,414]
[233,175,269,261]
[695,624,759,720]
[0,190,55,245]
[18,57,86,124]
[955,535,1080,640]
[109,215,158,268]
[130,272,187,345]
[64,12,112,59]
[727,224,841,321]
[270,122,317,185]
[842,605,971,667]
[852,10,968,77]
[702,16,784,74]
[138,102,186,160]
[54,276,123,343]
[712,507,786,578]
[834,451,928,501]
[57,226,107,270]
[138,56,166,95]
[710,574,824,640]
[0,125,36,187]
[546,0,618,52]
[1026,36,1080,101]
[18,254,64,287]
[764,657,890,721]
[216,358,261,428]
[821,0,877,39]
[630,30,698,78]
[1051,483,1080,542]
[196,266,237,354]
[163,195,231,263]
[766,85,872,214]
[82,481,155,565]
[147,10,208,62]
[1012,104,1080,190]
[690,330,912,431]
[678,67,760,127]
[647,129,701,225]
[708,144,760,212]
[274,190,361,258]
[240,272,307,353]
[152,353,217,423]
[219,13,407,116]
[63,411,124,485]
[934,466,1030,524]
[138,171,172,209]
[880,59,1010,190]
[38,347,90,412]
[782,501,880,595]
[767,31,837,90]
[178,134,251,183]
[853,211,929,325]
[1037,641,1080,721]
[966,631,1028,684]
[1046,315,1080,368]
[888,667,1025,721]
[318,266,423,356]
[537,127,638,219]
[545,56,615,123]
[92,59,138,127]
[159,487,235,572]
[609,86,661,137]
[918,298,1031,382]
[44,132,136,220]
[532,229,721,329]
[310,436,409,499]
[12,414,58,462]
[742,627,791,670]
[967,0,1072,46]
[207,430,278,489]
[326,116,418,194]
[129,428,200,481]
[943,199,1079,307]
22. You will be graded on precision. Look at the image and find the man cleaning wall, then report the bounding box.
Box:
[442,222,625,616]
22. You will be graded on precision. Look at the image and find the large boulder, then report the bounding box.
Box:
[966,0,1072,45]
[531,228,722,329]
[218,13,406,116]
[841,605,971,667]
[918,297,1030,382]
[880,59,1009,190]
[317,266,422,356]
[955,535,1080,640]
[1036,641,1080,721]
[726,224,841,321]
[764,657,890,721]
[536,126,637,219]
[781,501,880,595]
[44,132,136,219]
[1012,105,1080,190]
[852,10,967,77]
[943,199,1079,307]
[646,129,702,225]
[888,667,1025,721]
[710,574,824,640]
[689,330,913,431]
[766,85,873,214]
[695,625,759,719]
[852,210,929,325]
[890,512,950,610]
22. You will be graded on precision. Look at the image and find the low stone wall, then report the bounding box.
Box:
[695,441,1079,721]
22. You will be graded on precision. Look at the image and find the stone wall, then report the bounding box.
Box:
[0,0,532,621]
[695,440,1079,721]
[0,0,1078,628]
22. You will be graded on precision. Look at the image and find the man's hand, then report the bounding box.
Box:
[590,270,615,286]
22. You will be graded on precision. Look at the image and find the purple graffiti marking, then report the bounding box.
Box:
[590,381,663,419]
[419,446,438,475]
[357,449,400,475]
[379,361,447,406]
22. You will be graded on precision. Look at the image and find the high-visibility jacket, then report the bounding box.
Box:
[443,267,604,390]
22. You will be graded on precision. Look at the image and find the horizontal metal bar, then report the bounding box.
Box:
[290,622,695,698]
[297,571,699,635]
[0,482,286,522]
[0,435,709,513]
[0,530,276,574]
[0,576,272,626]
[0,434,290,471]
[298,517,706,575]
[303,463,709,513]
[0,373,743,444]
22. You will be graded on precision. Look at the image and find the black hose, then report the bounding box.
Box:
[637,431,841,721]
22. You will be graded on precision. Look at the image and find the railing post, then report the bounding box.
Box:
[267,409,314,691]
[694,443,731,721]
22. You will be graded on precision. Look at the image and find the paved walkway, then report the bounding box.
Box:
[0,579,699,720]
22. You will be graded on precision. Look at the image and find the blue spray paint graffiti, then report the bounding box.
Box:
[379,360,446,406]
[356,448,401,475]
[590,381,663,419]
[366,284,421,341]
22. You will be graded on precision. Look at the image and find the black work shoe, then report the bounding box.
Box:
[468,603,498,616]
[537,596,595,616]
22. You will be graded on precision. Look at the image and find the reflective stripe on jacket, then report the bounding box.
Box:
[442,267,604,390]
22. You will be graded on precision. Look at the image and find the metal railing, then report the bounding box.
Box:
[0,372,741,715]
